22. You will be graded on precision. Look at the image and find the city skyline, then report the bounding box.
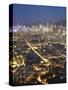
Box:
[9,4,66,85]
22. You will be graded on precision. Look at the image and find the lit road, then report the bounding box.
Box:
[26,41,50,66]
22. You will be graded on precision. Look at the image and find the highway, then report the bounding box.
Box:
[26,41,50,66]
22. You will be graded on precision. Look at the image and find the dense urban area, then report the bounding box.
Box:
[9,22,66,85]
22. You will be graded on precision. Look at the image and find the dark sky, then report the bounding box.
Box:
[13,4,66,25]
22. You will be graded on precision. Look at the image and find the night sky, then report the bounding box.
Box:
[13,4,66,25]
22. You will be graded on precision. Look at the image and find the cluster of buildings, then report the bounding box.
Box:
[10,23,66,45]
[9,22,66,85]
